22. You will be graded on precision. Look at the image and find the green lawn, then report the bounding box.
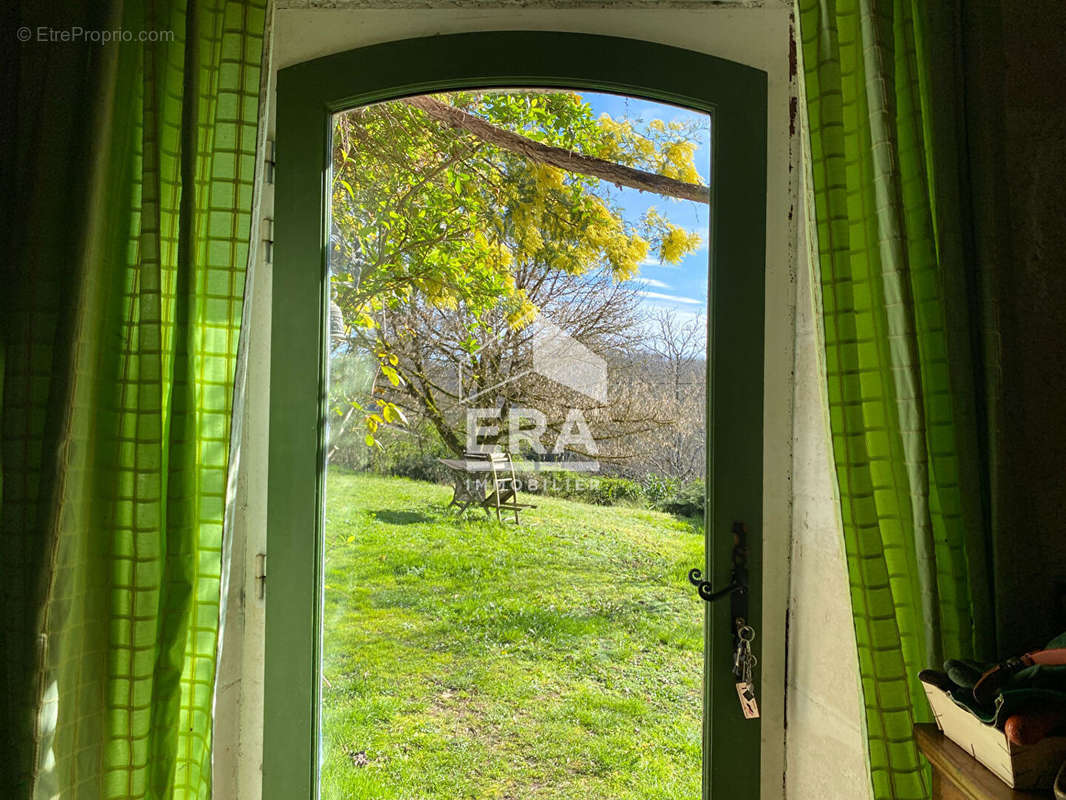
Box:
[320,470,705,800]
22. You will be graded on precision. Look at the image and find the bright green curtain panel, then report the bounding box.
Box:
[799,1,992,799]
[2,1,266,797]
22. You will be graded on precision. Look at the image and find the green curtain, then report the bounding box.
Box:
[799,1,993,798]
[2,1,267,797]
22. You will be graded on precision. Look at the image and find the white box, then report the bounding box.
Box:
[922,682,1066,790]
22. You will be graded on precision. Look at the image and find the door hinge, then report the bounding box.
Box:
[265,139,276,185]
[264,217,274,264]
[255,553,267,600]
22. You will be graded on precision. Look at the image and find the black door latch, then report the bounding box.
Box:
[687,569,745,602]
[688,521,749,604]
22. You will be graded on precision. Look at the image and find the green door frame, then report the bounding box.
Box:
[266,31,766,800]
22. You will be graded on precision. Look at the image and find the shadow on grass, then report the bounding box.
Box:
[371,509,435,525]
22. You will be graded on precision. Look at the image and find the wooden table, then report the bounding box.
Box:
[914,724,1049,800]
[439,457,485,512]
[438,454,534,522]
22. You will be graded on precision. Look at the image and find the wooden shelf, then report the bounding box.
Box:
[914,724,1050,800]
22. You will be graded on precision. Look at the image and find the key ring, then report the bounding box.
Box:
[737,624,755,643]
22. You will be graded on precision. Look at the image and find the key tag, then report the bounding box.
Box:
[735,680,760,719]
[734,621,760,719]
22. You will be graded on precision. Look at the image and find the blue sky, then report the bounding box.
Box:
[579,91,711,329]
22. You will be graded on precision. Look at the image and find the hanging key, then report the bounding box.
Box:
[733,618,750,678]
[732,641,744,679]
[733,618,750,682]
[734,619,760,719]
[731,617,751,680]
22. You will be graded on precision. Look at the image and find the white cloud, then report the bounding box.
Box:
[631,277,672,289]
[639,256,679,269]
[638,291,703,306]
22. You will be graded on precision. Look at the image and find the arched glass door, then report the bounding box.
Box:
[266,32,766,800]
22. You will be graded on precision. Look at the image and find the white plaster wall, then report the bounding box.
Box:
[213,13,276,792]
[785,190,872,799]
[214,171,275,800]
[213,6,871,799]
[781,48,872,800]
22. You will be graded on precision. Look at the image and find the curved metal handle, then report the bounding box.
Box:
[689,521,751,605]
[688,568,746,603]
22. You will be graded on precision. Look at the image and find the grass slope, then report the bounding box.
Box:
[321,470,705,800]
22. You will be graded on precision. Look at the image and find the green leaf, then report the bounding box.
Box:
[381,403,408,425]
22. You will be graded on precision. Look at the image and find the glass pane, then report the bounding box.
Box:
[321,89,711,799]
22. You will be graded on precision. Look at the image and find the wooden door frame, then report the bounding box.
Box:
[266,30,766,800]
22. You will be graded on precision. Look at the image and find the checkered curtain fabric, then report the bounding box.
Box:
[799,1,992,798]
[2,1,267,797]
